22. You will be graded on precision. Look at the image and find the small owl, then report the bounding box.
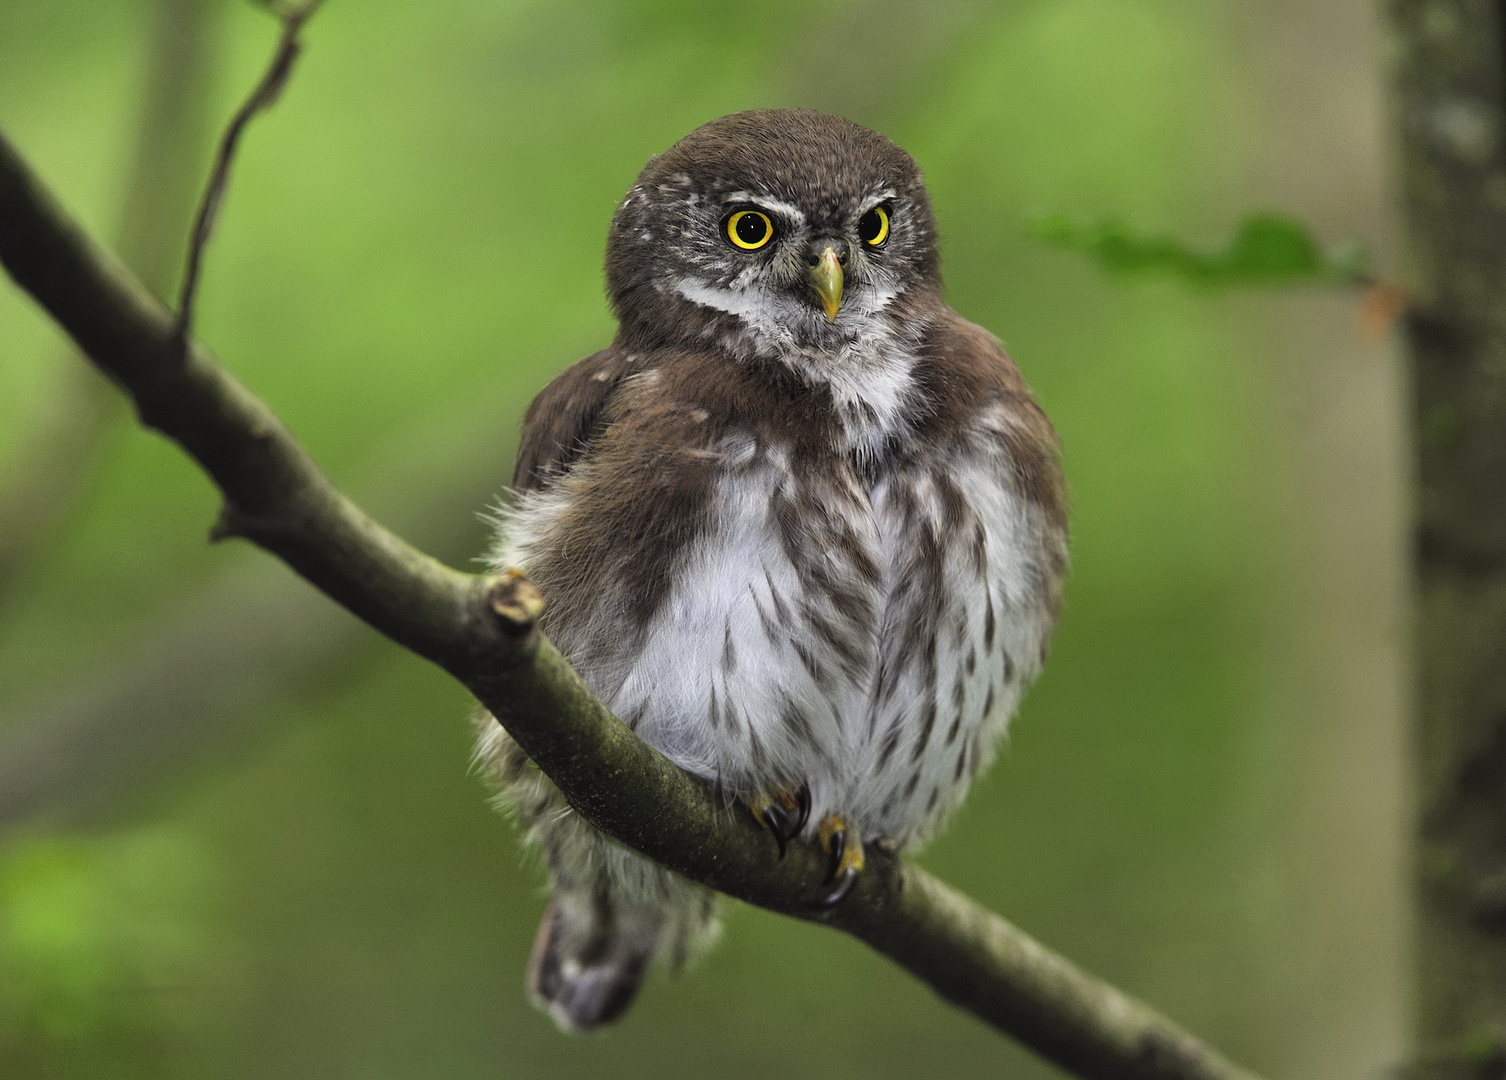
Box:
[475,109,1067,1031]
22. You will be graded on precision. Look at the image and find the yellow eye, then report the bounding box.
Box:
[859,205,890,246]
[726,209,774,250]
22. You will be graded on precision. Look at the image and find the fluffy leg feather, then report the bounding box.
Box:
[474,712,720,1031]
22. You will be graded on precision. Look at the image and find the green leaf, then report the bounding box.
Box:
[1032,211,1370,287]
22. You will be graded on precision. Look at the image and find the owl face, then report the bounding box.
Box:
[605,110,941,361]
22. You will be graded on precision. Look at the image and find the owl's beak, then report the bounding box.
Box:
[810,245,844,322]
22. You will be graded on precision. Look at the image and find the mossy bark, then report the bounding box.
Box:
[1390,1,1506,1072]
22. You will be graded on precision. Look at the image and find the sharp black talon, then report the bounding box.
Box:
[821,866,858,907]
[826,825,846,879]
[761,807,789,859]
[793,784,811,837]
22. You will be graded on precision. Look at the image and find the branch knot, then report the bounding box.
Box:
[489,569,544,637]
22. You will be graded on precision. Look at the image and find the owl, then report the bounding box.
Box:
[474,109,1067,1032]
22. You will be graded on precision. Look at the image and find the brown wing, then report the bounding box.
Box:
[917,310,1067,535]
[512,347,634,492]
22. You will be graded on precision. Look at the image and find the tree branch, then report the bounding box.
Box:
[1389,1,1506,1071]
[0,126,1262,1080]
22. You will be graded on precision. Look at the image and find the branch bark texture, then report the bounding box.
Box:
[1390,2,1506,1074]
[0,127,1261,1080]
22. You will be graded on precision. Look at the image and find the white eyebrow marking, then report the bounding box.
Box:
[723,192,806,225]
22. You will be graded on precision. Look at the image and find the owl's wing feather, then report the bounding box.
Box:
[512,347,633,492]
[919,311,1068,533]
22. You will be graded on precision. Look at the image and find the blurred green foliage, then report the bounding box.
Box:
[0,1,1395,1078]
[0,830,231,1078]
[1033,212,1370,286]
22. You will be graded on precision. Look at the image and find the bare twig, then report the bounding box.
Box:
[175,0,322,336]
[0,127,1263,1080]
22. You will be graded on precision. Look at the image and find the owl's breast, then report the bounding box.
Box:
[588,426,1061,845]
[601,441,881,791]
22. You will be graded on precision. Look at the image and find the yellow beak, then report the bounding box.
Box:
[810,245,843,322]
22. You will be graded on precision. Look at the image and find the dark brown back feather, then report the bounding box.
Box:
[512,347,635,493]
[915,310,1068,537]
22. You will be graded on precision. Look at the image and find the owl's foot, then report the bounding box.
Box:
[817,815,865,907]
[748,784,811,860]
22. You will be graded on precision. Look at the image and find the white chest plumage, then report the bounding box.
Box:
[498,396,1059,847]
[608,436,1051,843]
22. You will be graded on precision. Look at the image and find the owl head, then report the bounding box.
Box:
[605,110,941,361]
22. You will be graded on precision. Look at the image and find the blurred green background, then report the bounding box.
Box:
[0,1,1407,1077]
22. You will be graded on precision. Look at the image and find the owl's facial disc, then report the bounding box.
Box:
[605,111,942,356]
[707,196,893,332]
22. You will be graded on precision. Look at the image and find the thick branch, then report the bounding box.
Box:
[1390,1,1506,1071]
[0,127,1261,1080]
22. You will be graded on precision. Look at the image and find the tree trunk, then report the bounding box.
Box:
[1391,1,1506,1073]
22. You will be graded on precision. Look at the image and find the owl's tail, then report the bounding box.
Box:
[527,891,661,1032]
[528,871,719,1032]
[474,711,719,1032]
